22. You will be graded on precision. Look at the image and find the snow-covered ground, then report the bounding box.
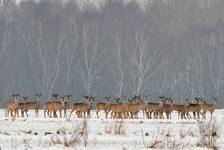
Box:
[0,109,223,150]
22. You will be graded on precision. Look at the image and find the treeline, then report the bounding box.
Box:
[0,0,224,105]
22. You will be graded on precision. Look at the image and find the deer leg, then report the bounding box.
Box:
[150,110,154,119]
[5,110,7,117]
[75,111,79,118]
[193,111,196,119]
[88,110,91,118]
[210,111,213,121]
[96,110,99,118]
[44,110,46,118]
[105,110,108,119]
[196,111,199,119]
[59,110,62,118]
[26,110,29,117]
[9,110,12,117]
[36,109,39,117]
[64,109,67,118]
[165,111,169,119]
[69,109,74,118]
[54,111,58,118]
[47,109,51,118]
[186,112,191,119]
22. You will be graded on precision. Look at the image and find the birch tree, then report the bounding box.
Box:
[20,1,65,99]
[0,0,16,69]
[63,1,80,95]
[126,16,163,95]
[79,8,109,95]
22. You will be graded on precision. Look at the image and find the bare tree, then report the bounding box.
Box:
[126,16,163,95]
[20,2,65,99]
[79,8,109,95]
[63,1,80,95]
[0,0,16,69]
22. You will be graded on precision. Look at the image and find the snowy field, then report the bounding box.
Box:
[0,109,223,150]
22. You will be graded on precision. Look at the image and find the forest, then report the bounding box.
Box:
[0,0,224,105]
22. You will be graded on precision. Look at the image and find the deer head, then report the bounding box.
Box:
[23,96,29,102]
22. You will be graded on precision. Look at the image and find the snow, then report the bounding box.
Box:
[0,109,223,149]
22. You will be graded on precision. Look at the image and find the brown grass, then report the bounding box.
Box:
[104,119,126,136]
[197,120,220,150]
[49,119,89,147]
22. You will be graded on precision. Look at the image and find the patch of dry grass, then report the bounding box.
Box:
[49,119,89,147]
[197,120,220,150]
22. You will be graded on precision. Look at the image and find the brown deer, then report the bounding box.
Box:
[96,96,111,118]
[70,96,95,118]
[44,94,59,118]
[51,95,66,118]
[158,97,174,119]
[62,94,71,118]
[128,95,148,119]
[5,94,20,117]
[183,98,203,119]
[109,102,129,119]
[172,103,185,119]
[18,98,25,117]
[199,97,218,120]
[23,94,41,117]
[76,96,95,118]
[112,96,130,119]
[146,102,160,119]
[69,96,89,118]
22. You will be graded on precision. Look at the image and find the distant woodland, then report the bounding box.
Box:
[0,0,224,105]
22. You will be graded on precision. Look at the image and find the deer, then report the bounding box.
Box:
[113,96,130,119]
[69,96,88,118]
[5,94,20,117]
[145,96,163,119]
[96,96,111,118]
[183,98,203,119]
[62,94,71,118]
[150,96,166,119]
[109,102,129,119]
[199,97,218,120]
[50,95,66,118]
[22,94,41,117]
[70,96,95,118]
[44,94,59,118]
[128,95,148,119]
[76,96,95,118]
[158,97,174,119]
[172,102,185,119]
[18,97,25,117]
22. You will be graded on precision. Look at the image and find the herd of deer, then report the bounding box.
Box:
[4,94,218,120]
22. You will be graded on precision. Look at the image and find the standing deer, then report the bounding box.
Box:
[128,95,148,119]
[44,94,59,118]
[80,96,95,118]
[199,97,218,120]
[70,96,95,118]
[62,94,71,118]
[183,98,203,119]
[23,94,41,117]
[172,103,185,119]
[111,96,129,119]
[158,97,174,119]
[5,94,20,117]
[96,96,111,118]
